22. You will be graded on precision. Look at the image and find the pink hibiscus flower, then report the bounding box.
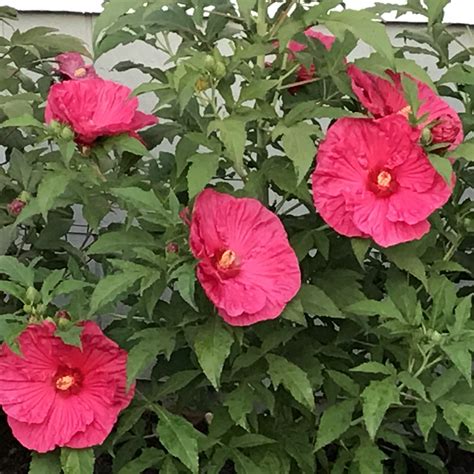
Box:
[312,115,452,248]
[288,28,336,84]
[45,77,158,145]
[0,321,134,453]
[190,189,301,326]
[348,65,463,150]
[55,52,97,81]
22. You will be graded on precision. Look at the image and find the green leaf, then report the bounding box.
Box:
[281,123,317,184]
[105,134,150,156]
[361,377,400,440]
[281,297,307,327]
[36,172,72,219]
[327,370,360,396]
[426,0,449,25]
[416,401,437,441]
[314,400,356,451]
[429,367,461,401]
[0,256,34,286]
[41,269,65,304]
[240,79,279,102]
[450,296,472,335]
[351,238,370,268]
[345,298,404,320]
[439,400,474,435]
[231,449,264,474]
[351,362,395,376]
[451,140,474,161]
[384,244,427,287]
[230,434,276,449]
[224,384,255,430]
[438,64,474,85]
[118,448,164,474]
[442,342,472,386]
[155,405,201,474]
[127,328,176,386]
[187,153,219,199]
[211,118,246,175]
[0,224,17,256]
[55,325,83,348]
[0,114,43,129]
[193,317,234,390]
[428,153,452,185]
[298,284,342,318]
[88,228,156,254]
[399,371,427,400]
[266,354,315,411]
[172,263,198,311]
[236,0,256,24]
[322,10,394,63]
[354,437,387,474]
[160,457,179,474]
[29,452,61,474]
[155,370,201,399]
[60,448,95,474]
[90,271,143,314]
[93,0,139,50]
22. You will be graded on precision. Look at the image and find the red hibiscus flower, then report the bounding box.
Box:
[55,52,97,80]
[0,321,134,453]
[288,28,336,83]
[312,115,452,248]
[348,65,463,150]
[190,189,301,326]
[45,77,158,145]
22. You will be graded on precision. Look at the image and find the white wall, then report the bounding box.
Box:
[0,0,473,24]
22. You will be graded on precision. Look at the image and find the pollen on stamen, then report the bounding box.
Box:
[74,67,87,78]
[55,375,75,391]
[218,249,236,269]
[377,171,392,189]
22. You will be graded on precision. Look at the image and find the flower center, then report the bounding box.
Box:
[376,170,392,190]
[55,375,75,391]
[53,367,83,394]
[74,67,87,78]
[217,249,236,270]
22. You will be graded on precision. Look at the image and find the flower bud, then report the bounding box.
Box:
[23,304,33,314]
[7,198,26,216]
[166,242,179,254]
[49,120,62,133]
[420,127,432,146]
[60,126,75,141]
[25,286,40,304]
[55,310,71,320]
[214,61,226,78]
[204,55,216,71]
[34,303,46,316]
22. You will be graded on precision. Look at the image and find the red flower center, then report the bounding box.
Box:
[54,367,83,394]
[368,169,397,197]
[74,67,87,78]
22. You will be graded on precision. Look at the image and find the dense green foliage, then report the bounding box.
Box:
[0,0,472,472]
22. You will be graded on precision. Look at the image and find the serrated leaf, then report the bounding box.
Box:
[351,362,395,376]
[442,342,472,386]
[55,325,83,348]
[429,367,461,401]
[399,371,427,400]
[88,228,156,254]
[173,263,198,311]
[224,384,255,430]
[327,370,360,396]
[384,245,427,287]
[266,354,315,411]
[345,298,404,320]
[416,401,437,441]
[451,140,474,161]
[29,452,61,474]
[299,284,342,318]
[60,448,94,474]
[450,296,472,335]
[230,434,276,449]
[314,400,355,451]
[281,123,317,184]
[41,269,65,304]
[187,153,219,199]
[118,448,164,474]
[240,79,279,102]
[354,437,387,474]
[90,271,143,314]
[231,449,264,474]
[361,377,400,440]
[351,238,370,268]
[155,405,201,474]
[0,114,43,129]
[36,172,72,219]
[428,153,452,185]
[193,317,234,390]
[211,118,246,175]
[439,400,474,435]
[0,256,34,286]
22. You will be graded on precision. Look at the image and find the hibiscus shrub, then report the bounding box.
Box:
[0,0,472,472]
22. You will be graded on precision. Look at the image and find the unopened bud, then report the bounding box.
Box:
[7,198,26,216]
[421,127,433,146]
[25,286,40,304]
[55,310,71,320]
[214,61,226,78]
[60,126,75,141]
[49,120,62,133]
[204,55,216,71]
[166,242,179,254]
